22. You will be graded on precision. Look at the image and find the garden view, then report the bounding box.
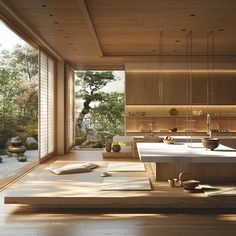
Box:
[75,71,125,149]
[0,21,39,180]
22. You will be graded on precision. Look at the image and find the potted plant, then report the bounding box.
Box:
[112,143,121,152]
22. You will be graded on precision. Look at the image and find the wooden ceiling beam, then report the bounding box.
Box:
[77,0,103,57]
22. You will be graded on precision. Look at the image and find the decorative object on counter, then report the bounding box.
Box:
[0,156,2,163]
[202,138,219,151]
[112,143,121,152]
[169,108,178,116]
[179,172,191,186]
[105,142,112,152]
[192,110,203,116]
[170,127,178,132]
[182,180,200,191]
[210,129,228,133]
[128,111,146,117]
[100,171,111,177]
[168,178,178,187]
[7,136,26,157]
[163,136,175,144]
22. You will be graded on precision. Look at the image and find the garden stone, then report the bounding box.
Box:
[26,137,38,145]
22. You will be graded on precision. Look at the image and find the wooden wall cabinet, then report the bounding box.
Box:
[212,74,236,105]
[126,72,161,105]
[126,71,188,105]
[126,71,236,105]
[162,72,187,105]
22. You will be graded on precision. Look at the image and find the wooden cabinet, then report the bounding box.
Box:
[212,74,236,105]
[162,72,187,104]
[126,71,188,105]
[126,70,236,105]
[126,72,161,105]
[191,73,208,104]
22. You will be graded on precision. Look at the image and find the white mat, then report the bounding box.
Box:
[101,177,151,191]
[200,184,236,197]
[107,162,145,172]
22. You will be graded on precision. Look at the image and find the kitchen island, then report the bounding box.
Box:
[137,142,236,182]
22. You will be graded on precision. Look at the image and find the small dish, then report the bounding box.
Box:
[100,172,111,177]
[182,180,200,190]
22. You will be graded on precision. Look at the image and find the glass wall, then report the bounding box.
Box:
[75,70,125,149]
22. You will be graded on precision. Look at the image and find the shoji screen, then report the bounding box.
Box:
[39,52,55,159]
[65,65,75,152]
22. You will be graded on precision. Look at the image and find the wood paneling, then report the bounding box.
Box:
[162,72,187,104]
[212,73,236,105]
[126,71,161,105]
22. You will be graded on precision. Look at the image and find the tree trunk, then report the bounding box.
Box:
[76,98,91,134]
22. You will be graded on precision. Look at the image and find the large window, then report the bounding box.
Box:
[0,20,39,181]
[75,71,125,149]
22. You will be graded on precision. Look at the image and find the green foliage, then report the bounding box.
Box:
[75,71,124,148]
[80,141,104,148]
[75,135,87,146]
[89,92,125,138]
[75,71,116,101]
[0,44,39,149]
[25,142,38,150]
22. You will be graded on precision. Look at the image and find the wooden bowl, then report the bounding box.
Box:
[182,180,200,190]
[202,138,219,151]
[163,139,175,144]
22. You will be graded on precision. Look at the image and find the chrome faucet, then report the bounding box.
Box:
[207,113,212,138]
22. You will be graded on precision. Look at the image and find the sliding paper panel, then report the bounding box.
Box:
[48,58,55,154]
[39,53,48,158]
[39,52,55,159]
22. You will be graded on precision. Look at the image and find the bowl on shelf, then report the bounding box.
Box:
[202,138,219,151]
[163,136,175,144]
[182,180,200,190]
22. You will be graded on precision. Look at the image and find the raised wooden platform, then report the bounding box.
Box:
[4,151,236,208]
[102,151,132,159]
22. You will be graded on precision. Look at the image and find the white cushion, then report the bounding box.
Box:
[49,162,99,175]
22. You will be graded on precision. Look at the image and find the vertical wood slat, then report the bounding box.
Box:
[39,52,55,159]
[65,65,75,152]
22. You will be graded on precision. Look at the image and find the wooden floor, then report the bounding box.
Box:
[1,151,236,235]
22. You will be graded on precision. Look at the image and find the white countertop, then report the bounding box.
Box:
[137,142,236,163]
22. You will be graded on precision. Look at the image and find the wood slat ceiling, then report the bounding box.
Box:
[4,0,236,69]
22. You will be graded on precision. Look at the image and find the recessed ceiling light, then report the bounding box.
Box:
[190,14,196,17]
[54,21,59,24]
[41,4,47,8]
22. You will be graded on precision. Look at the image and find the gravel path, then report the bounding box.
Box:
[0,150,38,179]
